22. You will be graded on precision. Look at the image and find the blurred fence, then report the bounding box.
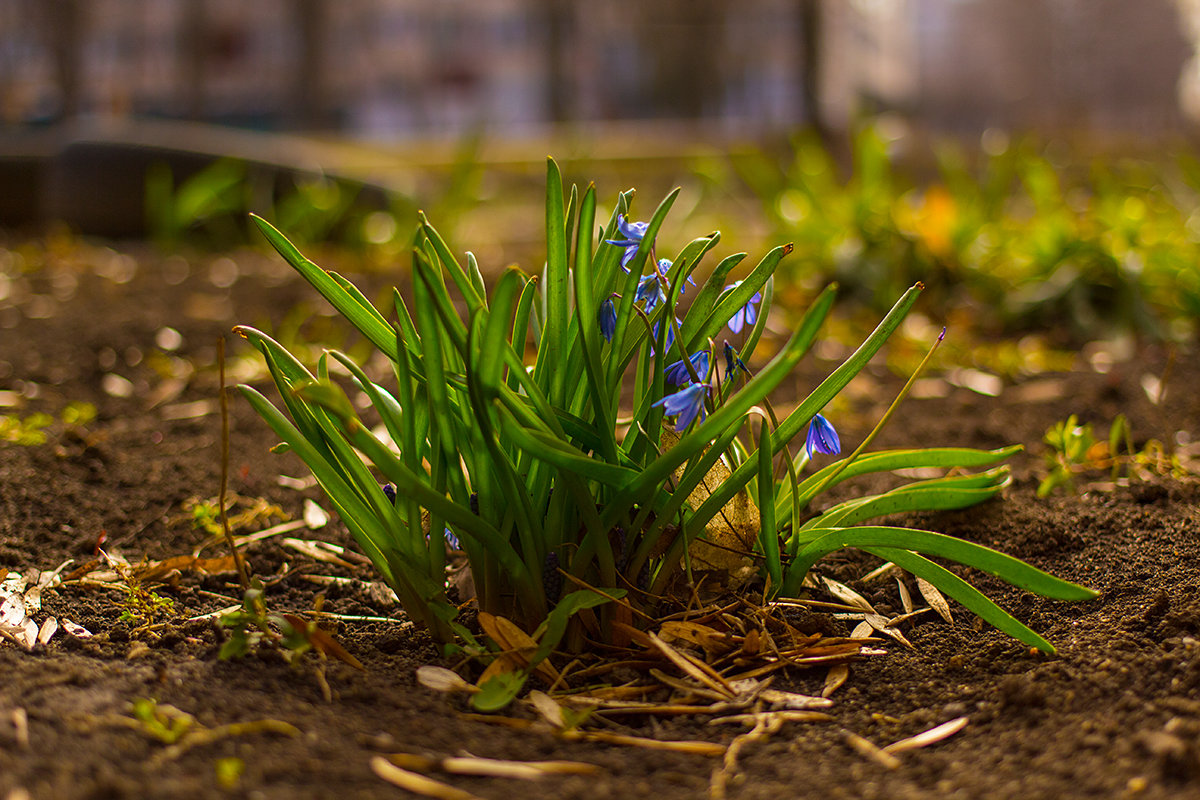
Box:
[0,0,1194,138]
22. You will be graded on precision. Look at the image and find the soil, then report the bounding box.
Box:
[1,233,1198,800]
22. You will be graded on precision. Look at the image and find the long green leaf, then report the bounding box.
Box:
[785,526,1098,601]
[251,215,398,361]
[868,547,1057,654]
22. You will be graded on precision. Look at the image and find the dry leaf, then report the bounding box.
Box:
[659,620,733,657]
[897,576,914,615]
[882,717,968,754]
[281,614,365,670]
[477,612,560,685]
[660,430,758,578]
[821,576,876,613]
[134,554,236,582]
[917,577,954,624]
[647,632,733,698]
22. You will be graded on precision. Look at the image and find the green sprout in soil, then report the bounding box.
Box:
[237,159,1096,703]
[1039,413,1197,496]
[118,577,176,627]
[0,401,96,446]
[184,495,287,538]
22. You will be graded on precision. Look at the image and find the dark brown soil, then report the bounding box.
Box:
[1,233,1198,800]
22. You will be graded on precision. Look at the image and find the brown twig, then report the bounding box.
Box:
[218,336,251,592]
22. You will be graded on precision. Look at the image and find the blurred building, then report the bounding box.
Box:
[0,0,1193,138]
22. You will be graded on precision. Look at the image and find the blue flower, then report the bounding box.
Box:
[723,341,748,377]
[636,273,666,313]
[442,527,461,550]
[666,350,710,385]
[605,214,649,270]
[599,297,617,342]
[382,483,397,504]
[725,281,762,334]
[652,317,679,355]
[805,414,841,458]
[653,382,709,430]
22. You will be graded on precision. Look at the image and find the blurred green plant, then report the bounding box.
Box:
[728,122,1200,342]
[0,401,95,446]
[237,160,1095,701]
[1039,413,1196,496]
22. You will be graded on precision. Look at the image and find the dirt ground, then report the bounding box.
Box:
[0,233,1198,800]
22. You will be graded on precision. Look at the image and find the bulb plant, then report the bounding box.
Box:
[236,159,1095,666]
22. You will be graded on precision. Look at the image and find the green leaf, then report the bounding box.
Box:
[530,589,623,667]
[250,215,399,361]
[471,670,528,712]
[785,525,1098,601]
[869,548,1058,654]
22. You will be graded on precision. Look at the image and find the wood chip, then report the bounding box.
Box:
[36,617,57,645]
[917,577,954,624]
[526,690,567,729]
[822,664,849,698]
[757,689,833,710]
[843,730,901,770]
[280,538,361,568]
[565,729,725,756]
[416,666,478,695]
[371,756,484,800]
[708,710,831,726]
[850,621,873,640]
[882,717,969,754]
[441,755,600,779]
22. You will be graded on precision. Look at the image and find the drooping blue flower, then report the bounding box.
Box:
[635,273,666,313]
[656,258,695,293]
[725,281,762,334]
[805,414,841,458]
[599,297,617,342]
[442,527,461,550]
[723,341,748,377]
[651,317,680,355]
[605,214,649,270]
[653,381,709,430]
[666,350,710,385]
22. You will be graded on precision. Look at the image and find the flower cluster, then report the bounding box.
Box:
[606,215,838,457]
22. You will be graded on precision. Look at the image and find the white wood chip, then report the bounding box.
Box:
[371,756,484,800]
[61,619,93,638]
[303,499,330,529]
[882,717,969,754]
[36,617,57,645]
[416,666,477,695]
[822,664,849,698]
[527,691,567,729]
[758,689,833,710]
